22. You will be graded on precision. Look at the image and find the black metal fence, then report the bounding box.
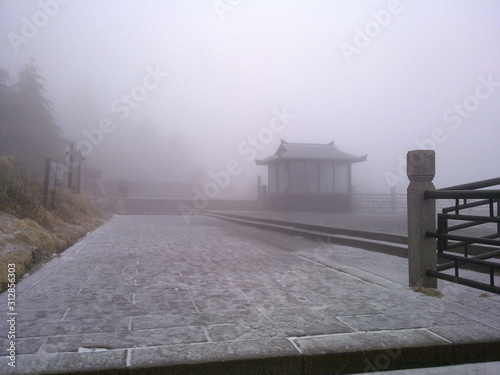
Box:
[424,177,500,294]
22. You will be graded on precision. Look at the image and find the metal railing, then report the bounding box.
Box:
[353,193,458,211]
[353,193,407,210]
[424,177,500,294]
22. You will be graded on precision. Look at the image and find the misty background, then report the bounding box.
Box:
[1,0,499,199]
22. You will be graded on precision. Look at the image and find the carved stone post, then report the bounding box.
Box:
[407,150,437,288]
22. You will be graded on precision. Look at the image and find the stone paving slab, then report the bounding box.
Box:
[0,215,499,374]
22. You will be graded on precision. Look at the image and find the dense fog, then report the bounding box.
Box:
[1,0,499,198]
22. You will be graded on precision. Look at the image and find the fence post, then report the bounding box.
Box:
[407,150,437,288]
[43,158,51,208]
[76,153,82,194]
[67,142,74,190]
[497,200,500,235]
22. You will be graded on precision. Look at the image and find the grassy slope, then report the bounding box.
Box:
[0,157,110,292]
[0,192,109,292]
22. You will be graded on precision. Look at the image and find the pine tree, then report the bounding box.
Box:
[8,58,66,171]
[15,57,61,139]
[0,68,8,86]
[0,68,15,155]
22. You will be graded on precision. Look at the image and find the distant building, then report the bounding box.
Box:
[256,140,367,212]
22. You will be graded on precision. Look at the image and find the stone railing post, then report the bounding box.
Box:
[407,150,437,288]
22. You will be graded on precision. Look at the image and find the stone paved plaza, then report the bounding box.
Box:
[1,215,499,374]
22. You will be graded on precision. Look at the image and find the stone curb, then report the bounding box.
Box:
[3,330,499,375]
[203,212,408,258]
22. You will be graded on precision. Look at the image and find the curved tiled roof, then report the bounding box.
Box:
[256,140,367,165]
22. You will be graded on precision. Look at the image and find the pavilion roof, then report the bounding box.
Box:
[255,140,367,165]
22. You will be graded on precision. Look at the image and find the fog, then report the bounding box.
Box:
[1,0,499,198]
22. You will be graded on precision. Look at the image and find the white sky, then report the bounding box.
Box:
[1,0,499,192]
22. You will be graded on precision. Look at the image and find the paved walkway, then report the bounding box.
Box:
[1,215,499,374]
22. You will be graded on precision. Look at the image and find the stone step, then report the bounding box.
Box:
[117,199,261,215]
